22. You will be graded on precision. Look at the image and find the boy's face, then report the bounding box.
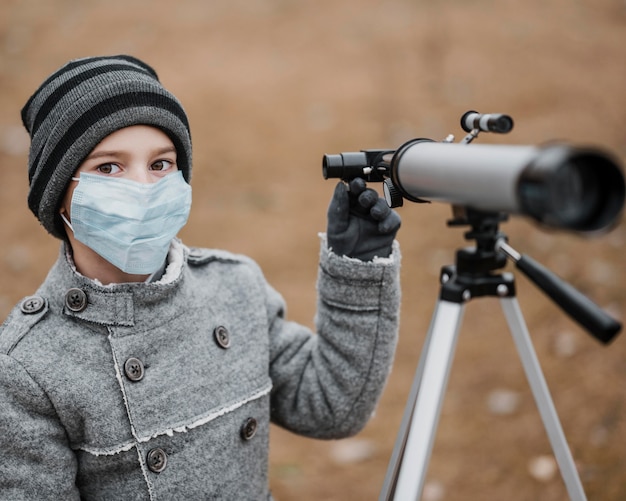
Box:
[57,124,183,283]
[60,125,178,222]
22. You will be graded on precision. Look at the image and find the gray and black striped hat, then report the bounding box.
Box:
[21,55,192,238]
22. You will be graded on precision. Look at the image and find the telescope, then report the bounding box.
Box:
[322,111,625,233]
[324,113,625,501]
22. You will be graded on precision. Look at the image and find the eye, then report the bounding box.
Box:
[150,159,175,172]
[96,163,121,175]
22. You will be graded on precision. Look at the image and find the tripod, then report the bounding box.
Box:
[379,209,621,501]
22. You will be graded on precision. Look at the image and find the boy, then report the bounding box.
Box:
[0,55,401,500]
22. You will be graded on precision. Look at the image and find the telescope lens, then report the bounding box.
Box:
[518,146,625,232]
[546,162,598,226]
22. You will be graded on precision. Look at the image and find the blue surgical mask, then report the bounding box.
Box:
[63,171,192,274]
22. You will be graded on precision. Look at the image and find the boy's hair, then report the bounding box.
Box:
[21,55,192,238]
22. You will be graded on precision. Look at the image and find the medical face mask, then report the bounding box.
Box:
[64,171,192,274]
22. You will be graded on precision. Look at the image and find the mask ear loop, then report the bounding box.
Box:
[60,212,74,233]
[60,176,81,233]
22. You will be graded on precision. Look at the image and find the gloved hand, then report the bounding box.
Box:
[327,178,401,261]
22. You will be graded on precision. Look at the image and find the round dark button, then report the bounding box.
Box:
[240,417,258,441]
[124,357,145,382]
[213,325,231,349]
[147,447,167,473]
[20,296,45,315]
[65,288,87,312]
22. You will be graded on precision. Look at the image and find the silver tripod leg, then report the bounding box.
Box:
[390,299,466,501]
[383,295,587,501]
[501,297,586,501]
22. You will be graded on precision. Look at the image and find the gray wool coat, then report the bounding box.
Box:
[0,237,401,500]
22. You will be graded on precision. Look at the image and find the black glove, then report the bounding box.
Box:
[327,178,401,261]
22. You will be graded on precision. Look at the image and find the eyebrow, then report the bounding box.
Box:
[85,146,177,160]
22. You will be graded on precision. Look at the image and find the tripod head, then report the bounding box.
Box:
[442,207,621,344]
[447,207,509,275]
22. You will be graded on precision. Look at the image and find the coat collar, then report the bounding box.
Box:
[40,240,187,327]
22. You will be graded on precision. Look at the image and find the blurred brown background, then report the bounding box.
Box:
[1,0,625,499]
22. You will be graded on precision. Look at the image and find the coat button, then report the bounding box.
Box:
[65,288,87,312]
[241,417,258,441]
[213,325,231,349]
[20,296,45,314]
[147,448,167,473]
[124,357,145,382]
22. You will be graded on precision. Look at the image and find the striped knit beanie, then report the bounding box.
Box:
[21,55,192,239]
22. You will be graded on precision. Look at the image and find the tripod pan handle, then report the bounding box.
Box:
[516,255,621,344]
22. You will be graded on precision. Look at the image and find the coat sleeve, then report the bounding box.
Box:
[268,236,401,439]
[0,354,80,500]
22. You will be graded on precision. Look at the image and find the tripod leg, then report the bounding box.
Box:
[500,297,587,501]
[386,300,465,501]
[379,299,442,500]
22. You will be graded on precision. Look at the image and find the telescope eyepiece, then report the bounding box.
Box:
[322,152,369,180]
[322,150,391,182]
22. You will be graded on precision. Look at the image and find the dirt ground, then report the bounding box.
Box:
[1,0,625,499]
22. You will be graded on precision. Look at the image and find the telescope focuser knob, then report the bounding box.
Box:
[383,179,404,208]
